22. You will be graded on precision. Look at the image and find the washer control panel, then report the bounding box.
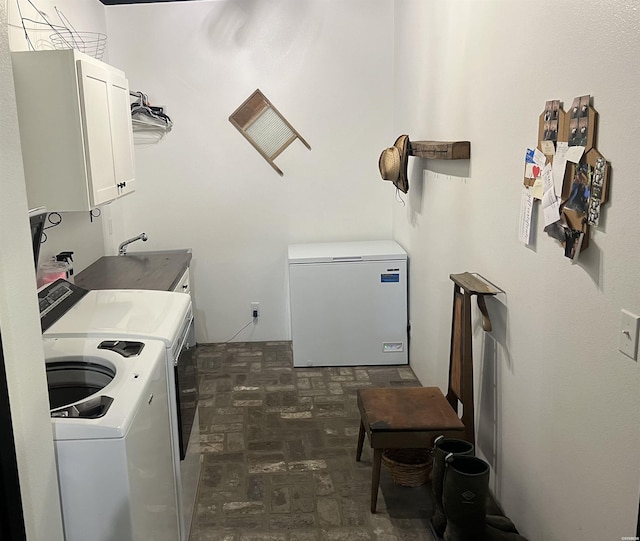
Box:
[38,279,88,331]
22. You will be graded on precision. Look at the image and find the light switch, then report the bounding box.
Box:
[618,309,640,360]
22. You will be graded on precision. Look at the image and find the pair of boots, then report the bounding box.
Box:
[431,436,528,541]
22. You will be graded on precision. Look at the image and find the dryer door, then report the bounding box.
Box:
[175,318,197,460]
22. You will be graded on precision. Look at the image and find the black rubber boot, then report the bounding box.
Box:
[431,436,474,536]
[442,455,489,541]
[484,524,529,541]
[486,515,518,533]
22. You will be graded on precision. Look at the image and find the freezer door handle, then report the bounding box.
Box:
[332,256,363,262]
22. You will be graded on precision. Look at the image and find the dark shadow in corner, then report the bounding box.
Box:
[380,468,433,525]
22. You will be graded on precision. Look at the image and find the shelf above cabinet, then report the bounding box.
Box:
[408,140,470,160]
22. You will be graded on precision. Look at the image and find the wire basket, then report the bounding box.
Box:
[50,30,107,60]
[382,448,434,487]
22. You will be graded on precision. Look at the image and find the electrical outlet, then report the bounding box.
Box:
[251,302,260,319]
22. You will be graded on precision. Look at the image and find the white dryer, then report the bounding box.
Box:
[44,336,178,541]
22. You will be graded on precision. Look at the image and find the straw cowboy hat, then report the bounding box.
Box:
[379,135,410,193]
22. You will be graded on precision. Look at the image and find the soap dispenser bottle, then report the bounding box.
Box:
[37,256,70,287]
[55,251,74,283]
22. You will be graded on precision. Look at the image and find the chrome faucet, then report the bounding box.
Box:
[118,233,148,256]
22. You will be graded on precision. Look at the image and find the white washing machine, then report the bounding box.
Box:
[39,281,201,541]
[44,336,178,541]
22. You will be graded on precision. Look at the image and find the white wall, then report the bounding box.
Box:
[104,0,395,343]
[393,1,640,539]
[0,1,64,538]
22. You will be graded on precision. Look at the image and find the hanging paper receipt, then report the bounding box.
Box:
[552,142,569,194]
[541,163,561,227]
[519,186,534,245]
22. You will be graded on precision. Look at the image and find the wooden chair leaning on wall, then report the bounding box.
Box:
[356,272,500,513]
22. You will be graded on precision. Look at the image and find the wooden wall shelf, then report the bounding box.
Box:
[409,140,470,160]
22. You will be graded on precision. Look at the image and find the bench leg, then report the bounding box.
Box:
[370,447,382,513]
[356,421,365,461]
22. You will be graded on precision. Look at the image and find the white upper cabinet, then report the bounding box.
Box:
[12,50,136,211]
[108,73,136,198]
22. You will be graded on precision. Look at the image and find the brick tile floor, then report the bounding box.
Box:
[189,341,436,541]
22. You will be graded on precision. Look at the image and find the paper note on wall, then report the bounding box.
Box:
[519,186,534,245]
[552,142,569,195]
[524,147,546,195]
[533,148,546,167]
[525,148,536,164]
[541,164,560,227]
[532,179,544,200]
[565,145,585,164]
[540,140,555,156]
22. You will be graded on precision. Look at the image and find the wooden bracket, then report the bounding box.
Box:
[450,272,502,332]
[409,140,470,160]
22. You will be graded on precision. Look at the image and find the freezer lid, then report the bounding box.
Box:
[288,240,407,264]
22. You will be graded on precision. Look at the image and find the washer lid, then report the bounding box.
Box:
[288,240,407,264]
[43,337,166,441]
[44,289,191,346]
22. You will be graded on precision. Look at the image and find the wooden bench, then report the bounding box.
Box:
[356,387,464,513]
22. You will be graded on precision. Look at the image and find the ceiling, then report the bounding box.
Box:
[99,0,192,5]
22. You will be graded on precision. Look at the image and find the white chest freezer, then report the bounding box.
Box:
[288,240,408,367]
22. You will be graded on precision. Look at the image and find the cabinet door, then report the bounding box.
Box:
[110,74,136,197]
[77,60,119,207]
[173,269,191,296]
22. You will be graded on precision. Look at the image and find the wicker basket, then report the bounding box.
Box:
[382,448,433,487]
